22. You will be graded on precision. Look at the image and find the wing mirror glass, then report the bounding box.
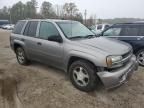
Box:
[48,35,63,43]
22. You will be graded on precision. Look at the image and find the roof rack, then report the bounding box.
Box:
[114,21,144,25]
[133,21,144,23]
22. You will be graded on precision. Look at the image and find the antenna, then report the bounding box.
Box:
[70,2,73,37]
[84,9,87,25]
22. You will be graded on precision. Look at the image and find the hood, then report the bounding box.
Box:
[75,37,131,55]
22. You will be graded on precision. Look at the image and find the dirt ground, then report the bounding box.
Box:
[0,29,144,108]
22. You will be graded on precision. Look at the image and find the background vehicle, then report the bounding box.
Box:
[10,19,138,92]
[0,20,9,28]
[101,22,144,66]
[2,24,15,30]
[90,24,111,35]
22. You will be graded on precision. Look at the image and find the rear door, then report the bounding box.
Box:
[23,21,40,60]
[118,24,144,51]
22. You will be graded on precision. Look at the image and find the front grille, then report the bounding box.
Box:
[109,50,133,70]
[122,50,132,59]
[121,50,133,63]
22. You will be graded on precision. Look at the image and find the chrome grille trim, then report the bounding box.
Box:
[113,50,133,65]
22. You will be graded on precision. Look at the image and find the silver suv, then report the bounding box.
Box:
[10,19,138,92]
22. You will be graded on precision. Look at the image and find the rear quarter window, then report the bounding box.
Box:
[121,25,139,36]
[139,25,144,36]
[13,21,26,34]
[23,21,38,37]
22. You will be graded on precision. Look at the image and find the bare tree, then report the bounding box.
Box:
[40,1,56,18]
[63,3,79,19]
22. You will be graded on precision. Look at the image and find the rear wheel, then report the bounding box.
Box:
[136,49,144,67]
[16,47,29,65]
[69,60,99,92]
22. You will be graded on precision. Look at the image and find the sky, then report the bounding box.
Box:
[0,0,144,19]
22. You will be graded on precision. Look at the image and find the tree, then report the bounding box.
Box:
[74,13,83,23]
[54,4,64,19]
[62,3,83,22]
[86,15,96,27]
[0,6,10,20]
[40,1,56,18]
[41,1,56,18]
[11,1,25,23]
[31,0,37,7]
[25,0,37,18]
[0,0,84,23]
[63,3,78,18]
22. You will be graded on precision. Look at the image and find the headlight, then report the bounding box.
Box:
[106,55,122,68]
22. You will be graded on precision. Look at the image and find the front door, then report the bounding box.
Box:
[36,21,64,69]
[102,26,122,39]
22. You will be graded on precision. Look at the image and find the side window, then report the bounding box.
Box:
[97,25,102,30]
[39,22,60,40]
[13,21,26,34]
[139,25,144,36]
[105,25,110,30]
[23,22,30,36]
[121,25,139,36]
[103,27,122,36]
[23,21,38,37]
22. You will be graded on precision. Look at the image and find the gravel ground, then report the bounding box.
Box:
[0,29,144,108]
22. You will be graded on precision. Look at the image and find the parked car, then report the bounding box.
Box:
[2,24,15,30]
[10,19,138,92]
[101,22,144,66]
[0,20,9,28]
[90,24,111,35]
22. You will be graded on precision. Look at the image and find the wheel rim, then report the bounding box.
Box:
[73,66,89,87]
[17,49,25,64]
[137,51,144,66]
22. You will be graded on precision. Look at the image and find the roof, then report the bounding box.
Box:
[0,20,9,22]
[20,19,77,23]
[113,21,144,25]
[133,21,144,23]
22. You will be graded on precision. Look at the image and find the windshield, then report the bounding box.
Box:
[56,21,95,39]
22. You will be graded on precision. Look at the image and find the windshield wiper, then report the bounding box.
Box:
[69,35,96,40]
[69,36,85,39]
[84,35,96,39]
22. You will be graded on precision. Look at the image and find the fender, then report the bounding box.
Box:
[13,39,29,58]
[13,39,25,48]
[64,50,107,72]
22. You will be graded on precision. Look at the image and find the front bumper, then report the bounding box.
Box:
[97,55,138,89]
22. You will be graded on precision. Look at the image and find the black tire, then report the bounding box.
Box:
[16,47,29,65]
[136,49,144,67]
[69,60,99,92]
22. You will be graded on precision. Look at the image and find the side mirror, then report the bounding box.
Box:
[95,31,103,37]
[88,27,92,30]
[48,35,63,43]
[97,33,102,36]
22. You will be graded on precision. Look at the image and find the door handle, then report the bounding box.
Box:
[37,42,42,45]
[137,37,143,40]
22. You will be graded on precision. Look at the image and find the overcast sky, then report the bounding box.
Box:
[0,0,143,19]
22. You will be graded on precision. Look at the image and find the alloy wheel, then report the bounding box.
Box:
[137,51,144,66]
[73,66,89,87]
[17,48,25,64]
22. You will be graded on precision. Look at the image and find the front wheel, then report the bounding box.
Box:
[136,49,144,67]
[16,47,29,65]
[69,60,99,92]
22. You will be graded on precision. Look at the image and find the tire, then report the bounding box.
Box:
[136,49,144,67]
[69,60,98,92]
[16,47,29,65]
